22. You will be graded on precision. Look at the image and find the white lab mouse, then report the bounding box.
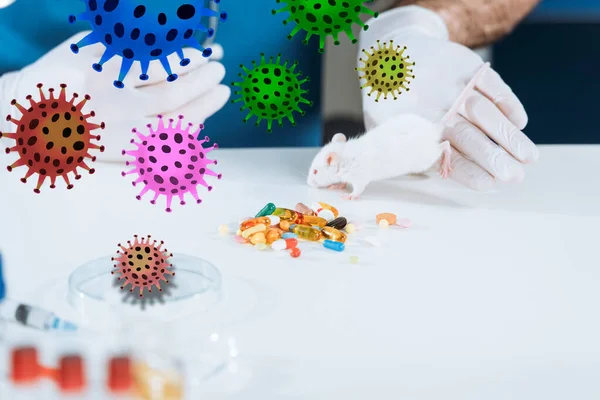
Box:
[307,62,491,200]
[306,113,452,200]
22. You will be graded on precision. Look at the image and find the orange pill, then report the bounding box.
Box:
[297,214,327,228]
[279,220,291,231]
[249,231,267,245]
[321,226,347,243]
[376,213,397,225]
[290,247,301,258]
[240,216,281,231]
[265,229,281,244]
[318,202,339,218]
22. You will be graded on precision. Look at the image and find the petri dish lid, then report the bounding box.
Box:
[68,253,222,327]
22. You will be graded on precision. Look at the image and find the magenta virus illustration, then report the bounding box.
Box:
[122,115,221,212]
[111,234,174,297]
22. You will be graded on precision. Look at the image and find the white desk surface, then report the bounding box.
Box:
[1,145,599,399]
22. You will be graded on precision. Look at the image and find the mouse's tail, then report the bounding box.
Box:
[441,62,491,126]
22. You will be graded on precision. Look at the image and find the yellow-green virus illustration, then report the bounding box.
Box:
[231,53,312,133]
[272,0,379,53]
[356,40,415,102]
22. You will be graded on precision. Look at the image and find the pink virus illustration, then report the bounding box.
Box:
[0,83,105,193]
[111,234,174,297]
[121,115,221,212]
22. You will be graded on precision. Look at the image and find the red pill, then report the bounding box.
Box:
[290,247,301,258]
[272,238,298,251]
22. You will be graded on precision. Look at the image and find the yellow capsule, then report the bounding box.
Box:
[240,216,281,231]
[298,215,327,228]
[318,202,339,218]
[273,208,299,221]
[321,226,347,243]
[241,224,267,239]
[249,231,267,245]
[291,224,322,241]
[345,223,356,234]
[279,220,292,231]
[265,228,281,244]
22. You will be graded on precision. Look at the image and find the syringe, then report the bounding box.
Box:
[0,299,77,332]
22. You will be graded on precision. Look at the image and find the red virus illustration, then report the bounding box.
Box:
[111,235,174,297]
[122,115,221,212]
[0,83,105,193]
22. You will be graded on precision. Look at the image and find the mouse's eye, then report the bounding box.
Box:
[313,169,318,175]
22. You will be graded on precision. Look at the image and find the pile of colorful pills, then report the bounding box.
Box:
[232,202,352,258]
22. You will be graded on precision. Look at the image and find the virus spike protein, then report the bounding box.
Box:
[111,235,174,297]
[231,53,312,132]
[356,40,415,102]
[69,0,227,88]
[0,83,105,193]
[121,115,221,212]
[272,0,378,53]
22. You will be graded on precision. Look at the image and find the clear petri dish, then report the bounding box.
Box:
[68,253,222,326]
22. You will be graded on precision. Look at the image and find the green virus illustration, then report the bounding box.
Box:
[356,40,415,102]
[231,53,312,133]
[272,0,379,53]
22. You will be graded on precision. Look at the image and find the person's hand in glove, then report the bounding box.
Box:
[358,6,539,191]
[0,31,230,163]
[0,0,15,8]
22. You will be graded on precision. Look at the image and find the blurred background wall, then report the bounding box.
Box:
[322,0,600,145]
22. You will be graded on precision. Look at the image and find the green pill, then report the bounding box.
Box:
[255,203,276,218]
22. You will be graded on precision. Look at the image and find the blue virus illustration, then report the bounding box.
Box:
[69,0,228,88]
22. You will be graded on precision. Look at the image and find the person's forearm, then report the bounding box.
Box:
[392,0,542,48]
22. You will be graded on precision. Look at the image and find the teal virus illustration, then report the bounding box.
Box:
[356,40,415,102]
[69,0,227,88]
[272,0,379,53]
[231,53,312,133]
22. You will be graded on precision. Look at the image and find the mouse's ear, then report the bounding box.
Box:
[332,133,347,143]
[326,152,339,166]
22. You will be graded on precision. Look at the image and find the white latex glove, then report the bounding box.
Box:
[0,0,15,8]
[359,6,539,191]
[0,31,230,162]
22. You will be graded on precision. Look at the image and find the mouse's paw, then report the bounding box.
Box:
[328,183,347,190]
[439,141,453,179]
[439,164,453,179]
[341,193,360,201]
